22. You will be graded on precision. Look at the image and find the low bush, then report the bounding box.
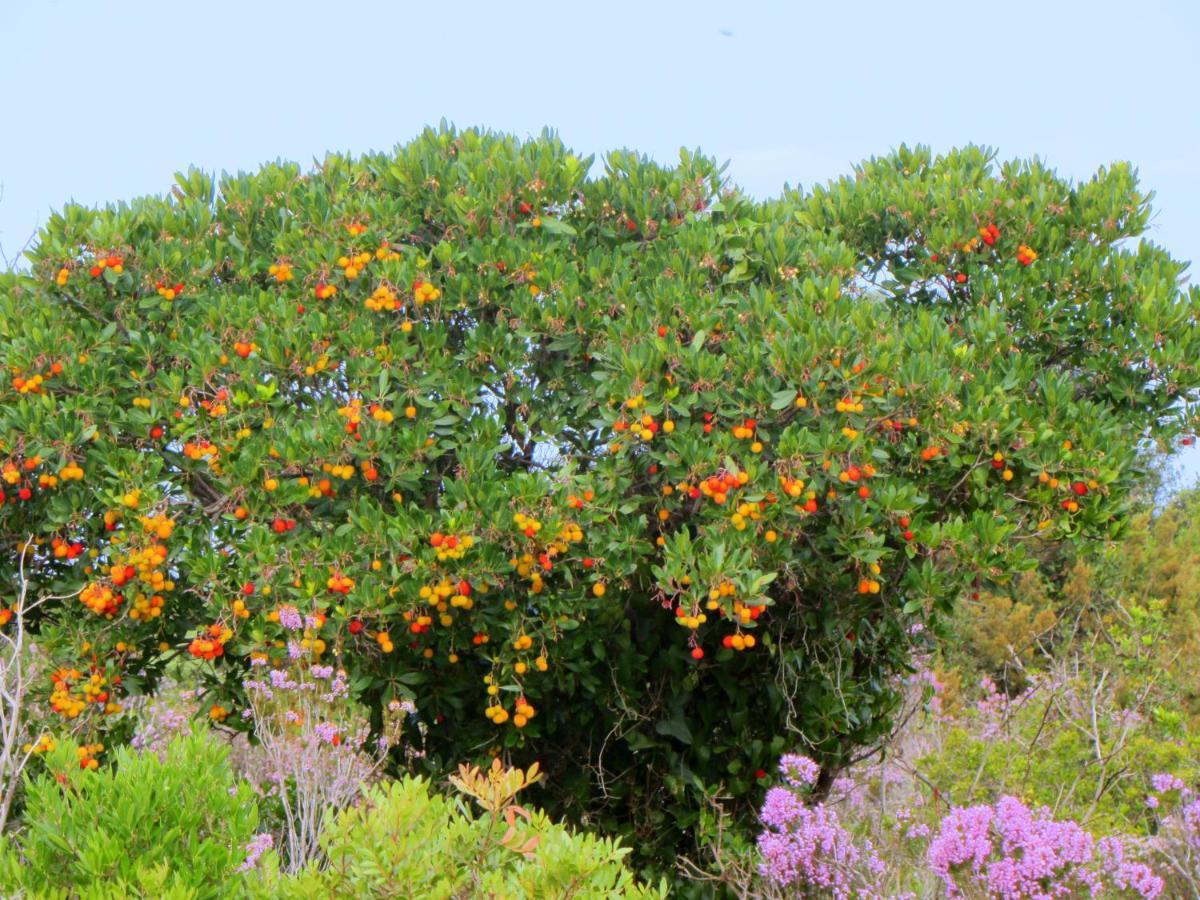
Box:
[0,726,657,898]
[755,754,1167,899]
[278,771,665,898]
[0,728,264,898]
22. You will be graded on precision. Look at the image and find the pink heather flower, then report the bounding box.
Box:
[278,605,303,631]
[286,641,303,659]
[928,803,994,889]
[325,671,350,699]
[928,798,1164,899]
[1098,836,1164,898]
[906,822,932,840]
[779,754,821,790]
[1151,773,1186,794]
[130,696,194,758]
[235,832,274,873]
[1146,795,1160,809]
[1182,799,1200,843]
[313,721,338,744]
[758,792,877,899]
[761,786,808,831]
[310,664,334,680]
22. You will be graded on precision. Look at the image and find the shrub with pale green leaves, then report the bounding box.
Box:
[0,728,264,898]
[276,776,665,898]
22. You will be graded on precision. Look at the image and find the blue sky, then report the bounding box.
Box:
[2,0,1197,483]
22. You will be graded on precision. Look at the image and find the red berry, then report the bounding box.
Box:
[903,530,914,541]
[898,516,910,528]
[690,647,704,660]
[582,557,594,568]
[349,620,364,635]
[755,768,767,780]
[1071,481,1088,496]
[242,582,255,596]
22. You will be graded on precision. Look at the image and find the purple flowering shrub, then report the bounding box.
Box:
[236,831,276,874]
[915,609,1200,843]
[758,753,1168,899]
[757,755,888,899]
[1143,776,1200,895]
[128,685,202,757]
[237,611,414,872]
[927,796,1162,898]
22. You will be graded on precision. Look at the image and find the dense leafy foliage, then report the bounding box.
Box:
[2,127,1198,872]
[0,729,260,897]
[922,487,1200,839]
[281,776,665,897]
[0,729,657,898]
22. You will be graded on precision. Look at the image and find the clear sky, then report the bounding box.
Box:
[2,0,1197,483]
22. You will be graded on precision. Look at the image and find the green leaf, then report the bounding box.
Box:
[537,217,577,237]
[770,389,796,410]
[655,716,692,745]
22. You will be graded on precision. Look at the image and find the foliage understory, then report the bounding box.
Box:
[0,493,1196,897]
[702,489,1200,898]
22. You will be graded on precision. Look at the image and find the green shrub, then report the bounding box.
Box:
[0,728,265,898]
[276,776,665,898]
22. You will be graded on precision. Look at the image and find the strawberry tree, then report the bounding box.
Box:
[1,129,1197,876]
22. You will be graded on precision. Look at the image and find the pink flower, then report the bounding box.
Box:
[278,605,303,631]
[779,754,821,790]
[235,832,274,873]
[927,797,1163,898]
[758,795,878,899]
[1151,773,1186,794]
